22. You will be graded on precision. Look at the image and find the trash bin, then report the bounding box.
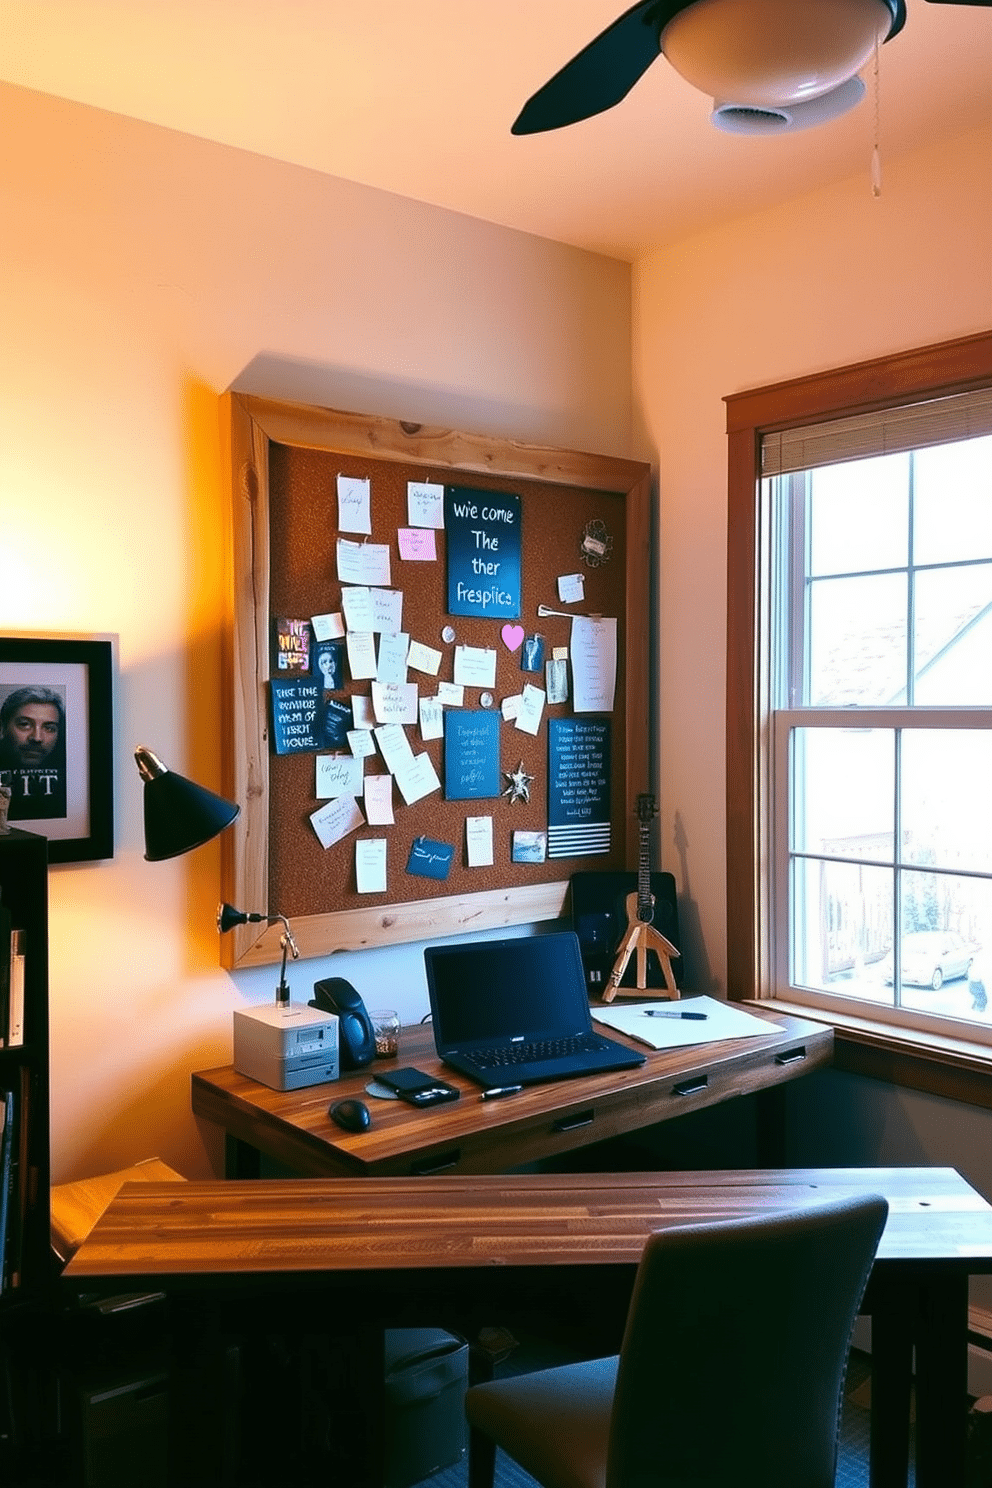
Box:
[383,1329,468,1488]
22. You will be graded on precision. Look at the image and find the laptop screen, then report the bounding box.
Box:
[426,932,592,1048]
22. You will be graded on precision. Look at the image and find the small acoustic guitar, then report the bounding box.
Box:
[602,793,680,1003]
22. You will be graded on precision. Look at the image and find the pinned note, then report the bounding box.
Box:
[398,528,437,561]
[356,838,387,894]
[337,474,371,534]
[337,538,391,587]
[407,480,445,529]
[465,816,494,868]
[310,795,365,850]
[316,754,364,800]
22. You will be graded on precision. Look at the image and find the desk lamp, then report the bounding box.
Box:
[135,746,240,861]
[217,902,299,1009]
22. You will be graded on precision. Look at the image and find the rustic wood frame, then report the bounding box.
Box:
[220,393,652,971]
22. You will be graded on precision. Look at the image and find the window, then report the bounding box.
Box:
[726,333,992,1076]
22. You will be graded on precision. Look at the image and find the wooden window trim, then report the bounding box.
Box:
[725,329,992,1105]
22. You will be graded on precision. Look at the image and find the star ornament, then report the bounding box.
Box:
[503,762,534,805]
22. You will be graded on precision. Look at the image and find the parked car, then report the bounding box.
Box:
[880,931,974,991]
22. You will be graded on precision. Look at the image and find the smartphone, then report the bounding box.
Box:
[378,1066,461,1107]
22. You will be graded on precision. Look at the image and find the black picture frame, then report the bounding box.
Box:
[0,637,114,863]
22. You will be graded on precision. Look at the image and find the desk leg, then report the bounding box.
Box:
[754,1084,787,1166]
[224,1135,261,1179]
[869,1277,914,1488]
[915,1271,968,1488]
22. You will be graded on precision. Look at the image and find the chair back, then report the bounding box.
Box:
[606,1193,888,1488]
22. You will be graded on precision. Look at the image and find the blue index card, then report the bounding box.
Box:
[406,837,455,881]
[270,678,323,755]
[443,709,501,800]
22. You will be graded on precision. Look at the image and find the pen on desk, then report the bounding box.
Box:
[643,1010,708,1021]
[481,1085,524,1100]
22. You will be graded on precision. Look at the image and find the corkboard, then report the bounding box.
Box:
[220,393,651,972]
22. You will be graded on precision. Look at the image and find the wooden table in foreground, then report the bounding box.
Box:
[191,1010,832,1178]
[65,1166,992,1488]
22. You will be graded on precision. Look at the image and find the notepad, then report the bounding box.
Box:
[591,995,782,1050]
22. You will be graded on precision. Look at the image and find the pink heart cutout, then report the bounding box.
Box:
[501,624,525,652]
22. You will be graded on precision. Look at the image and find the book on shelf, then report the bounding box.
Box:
[0,1088,15,1294]
[7,928,24,1048]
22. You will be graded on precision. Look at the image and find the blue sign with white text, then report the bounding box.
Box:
[444,486,521,619]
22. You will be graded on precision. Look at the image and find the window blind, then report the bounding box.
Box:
[761,385,992,477]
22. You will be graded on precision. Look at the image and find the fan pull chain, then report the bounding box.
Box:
[871,32,882,199]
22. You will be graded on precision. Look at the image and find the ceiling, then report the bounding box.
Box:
[2,1,990,260]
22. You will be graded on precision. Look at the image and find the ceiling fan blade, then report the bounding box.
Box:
[512,0,691,135]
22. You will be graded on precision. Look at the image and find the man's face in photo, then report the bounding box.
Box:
[4,703,61,765]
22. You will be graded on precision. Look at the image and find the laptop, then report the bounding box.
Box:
[424,931,646,1087]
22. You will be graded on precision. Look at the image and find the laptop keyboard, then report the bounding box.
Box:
[467,1033,609,1069]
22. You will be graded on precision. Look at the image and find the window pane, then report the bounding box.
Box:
[791,857,893,1001]
[913,436,992,566]
[808,573,906,705]
[792,727,893,861]
[901,729,992,874]
[809,455,908,576]
[894,871,991,1025]
[913,564,992,705]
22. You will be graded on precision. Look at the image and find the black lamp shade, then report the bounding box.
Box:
[136,746,240,861]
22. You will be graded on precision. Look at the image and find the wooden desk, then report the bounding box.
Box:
[192,1010,833,1178]
[65,1167,992,1488]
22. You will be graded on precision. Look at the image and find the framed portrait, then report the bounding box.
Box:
[0,637,114,863]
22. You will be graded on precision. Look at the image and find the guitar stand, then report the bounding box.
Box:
[603,920,681,1004]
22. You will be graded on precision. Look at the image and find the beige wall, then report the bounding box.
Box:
[4,71,991,1194]
[633,121,992,996]
[1,82,632,1180]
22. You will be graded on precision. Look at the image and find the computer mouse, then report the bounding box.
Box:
[329,1098,372,1133]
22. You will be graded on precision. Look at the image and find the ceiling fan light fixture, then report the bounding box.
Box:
[662,0,895,107]
[711,73,867,134]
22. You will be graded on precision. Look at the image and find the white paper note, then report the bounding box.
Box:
[348,729,377,759]
[419,695,444,742]
[571,616,617,713]
[346,630,377,681]
[394,752,442,806]
[341,586,375,632]
[356,838,387,893]
[465,816,494,868]
[363,773,395,825]
[407,480,445,529]
[557,572,585,603]
[515,682,546,736]
[372,681,419,725]
[310,795,365,850]
[436,681,465,707]
[407,640,442,677]
[376,632,410,685]
[337,538,391,587]
[453,644,497,689]
[351,694,376,730]
[374,723,414,774]
[316,754,365,799]
[311,611,346,642]
[501,694,522,721]
[370,587,404,633]
[337,474,372,534]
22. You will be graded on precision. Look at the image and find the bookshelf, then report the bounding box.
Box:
[0,828,50,1297]
[0,828,52,1476]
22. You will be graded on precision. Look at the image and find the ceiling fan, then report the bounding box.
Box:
[512,0,992,137]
